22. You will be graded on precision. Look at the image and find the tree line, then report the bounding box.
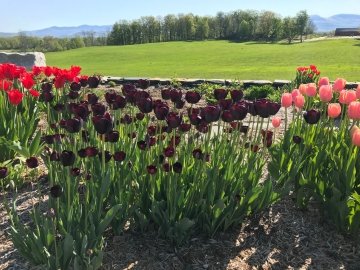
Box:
[108,10,314,45]
[0,9,315,52]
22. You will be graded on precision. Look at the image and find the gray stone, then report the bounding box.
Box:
[242,80,272,88]
[0,52,46,69]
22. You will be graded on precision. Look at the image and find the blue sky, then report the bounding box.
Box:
[1,0,360,32]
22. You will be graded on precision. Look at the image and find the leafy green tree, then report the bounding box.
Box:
[282,17,297,44]
[295,10,309,42]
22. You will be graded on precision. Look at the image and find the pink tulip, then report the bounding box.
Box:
[294,94,305,109]
[271,117,281,128]
[305,83,317,97]
[319,85,333,102]
[318,77,330,87]
[299,84,307,95]
[356,84,360,99]
[348,101,360,120]
[339,90,347,104]
[345,90,357,104]
[333,78,346,92]
[291,89,300,99]
[352,129,360,146]
[281,93,292,108]
[327,103,341,118]
[350,125,360,138]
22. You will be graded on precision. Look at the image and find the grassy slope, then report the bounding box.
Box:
[46,39,360,81]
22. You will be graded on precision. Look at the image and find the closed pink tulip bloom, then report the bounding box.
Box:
[319,85,333,102]
[347,101,360,120]
[345,90,357,104]
[281,93,292,108]
[271,117,281,128]
[352,129,360,146]
[305,83,317,97]
[318,77,330,87]
[333,78,347,92]
[356,84,360,99]
[291,89,300,99]
[339,90,347,104]
[327,103,341,118]
[299,84,307,95]
[294,94,305,109]
[350,125,360,138]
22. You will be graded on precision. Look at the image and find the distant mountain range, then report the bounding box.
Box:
[0,25,112,38]
[0,14,359,38]
[310,14,360,32]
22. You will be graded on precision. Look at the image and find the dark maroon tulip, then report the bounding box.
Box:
[105,91,117,104]
[91,103,106,116]
[147,165,157,174]
[98,151,112,163]
[80,77,88,87]
[78,149,87,158]
[50,151,60,161]
[71,168,81,176]
[293,136,302,144]
[53,133,65,142]
[26,157,39,168]
[41,82,52,92]
[254,99,270,118]
[137,140,147,150]
[113,151,126,162]
[0,167,8,178]
[148,136,157,146]
[60,151,75,167]
[74,104,90,120]
[214,88,228,100]
[175,99,185,109]
[251,144,259,153]
[137,97,153,113]
[105,130,119,142]
[50,185,63,198]
[192,148,203,159]
[170,89,182,103]
[268,102,281,116]
[50,123,58,130]
[128,132,136,139]
[67,103,78,114]
[138,79,150,90]
[155,106,169,120]
[196,122,209,133]
[189,113,202,125]
[164,146,175,157]
[230,103,248,120]
[88,76,100,88]
[185,91,201,104]
[87,93,99,105]
[179,123,191,132]
[120,114,133,125]
[172,162,182,173]
[162,163,171,172]
[166,112,182,128]
[221,110,233,122]
[65,118,82,133]
[202,105,221,123]
[135,91,150,101]
[85,173,92,181]
[113,95,127,109]
[170,135,181,146]
[265,138,273,148]
[43,135,55,144]
[41,91,54,102]
[70,82,81,91]
[188,107,200,115]
[219,99,233,110]
[147,125,157,136]
[85,147,99,157]
[304,109,321,124]
[92,115,112,134]
[162,125,173,134]
[53,103,65,112]
[230,89,243,102]
[161,88,171,100]
[136,112,145,121]
[261,129,273,140]
[122,83,136,96]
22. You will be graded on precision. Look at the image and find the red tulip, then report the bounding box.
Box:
[7,89,23,105]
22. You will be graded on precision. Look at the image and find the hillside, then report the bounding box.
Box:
[46,39,360,81]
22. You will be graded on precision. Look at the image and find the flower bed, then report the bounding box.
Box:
[0,63,359,269]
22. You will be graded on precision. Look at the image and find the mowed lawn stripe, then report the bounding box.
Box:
[46,39,360,81]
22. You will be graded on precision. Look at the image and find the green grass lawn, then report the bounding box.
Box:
[46,39,360,81]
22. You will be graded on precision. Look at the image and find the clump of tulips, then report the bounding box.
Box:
[269,77,360,235]
[5,65,283,269]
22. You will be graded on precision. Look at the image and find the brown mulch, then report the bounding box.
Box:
[1,86,359,269]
